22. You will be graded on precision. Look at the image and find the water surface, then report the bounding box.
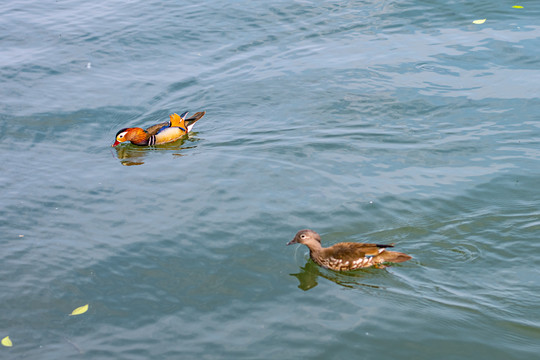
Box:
[1,0,540,359]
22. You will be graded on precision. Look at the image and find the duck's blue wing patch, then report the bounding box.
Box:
[155,125,170,135]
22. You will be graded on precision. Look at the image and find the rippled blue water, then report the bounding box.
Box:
[2,0,540,359]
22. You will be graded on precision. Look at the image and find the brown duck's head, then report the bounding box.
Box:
[287,229,322,246]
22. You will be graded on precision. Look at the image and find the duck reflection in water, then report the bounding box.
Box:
[113,136,199,166]
[290,261,381,291]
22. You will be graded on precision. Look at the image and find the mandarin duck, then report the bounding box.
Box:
[112,111,205,147]
[287,229,412,271]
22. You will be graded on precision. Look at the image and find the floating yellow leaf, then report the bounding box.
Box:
[512,5,523,9]
[1,336,12,347]
[473,19,486,24]
[70,304,89,316]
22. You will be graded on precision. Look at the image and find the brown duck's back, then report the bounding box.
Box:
[323,242,393,259]
[312,242,411,271]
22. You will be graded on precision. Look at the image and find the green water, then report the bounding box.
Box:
[1,0,540,359]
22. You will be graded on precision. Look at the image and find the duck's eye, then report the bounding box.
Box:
[300,234,306,239]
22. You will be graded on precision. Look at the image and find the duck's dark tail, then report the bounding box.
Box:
[185,111,206,131]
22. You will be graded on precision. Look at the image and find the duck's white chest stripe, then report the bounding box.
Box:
[148,135,156,145]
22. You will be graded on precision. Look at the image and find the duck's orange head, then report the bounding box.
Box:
[112,128,131,147]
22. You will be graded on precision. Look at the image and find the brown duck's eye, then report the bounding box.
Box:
[300,234,306,239]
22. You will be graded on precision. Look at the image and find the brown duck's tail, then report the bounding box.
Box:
[377,250,412,264]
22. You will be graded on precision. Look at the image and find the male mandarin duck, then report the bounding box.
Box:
[287,229,412,271]
[112,111,205,147]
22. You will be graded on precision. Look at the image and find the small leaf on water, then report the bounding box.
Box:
[70,304,89,316]
[512,5,523,8]
[1,336,12,347]
[472,19,486,24]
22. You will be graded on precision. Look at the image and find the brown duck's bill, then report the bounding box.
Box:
[286,238,297,246]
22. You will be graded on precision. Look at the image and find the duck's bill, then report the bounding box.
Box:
[286,239,297,246]
[112,140,120,147]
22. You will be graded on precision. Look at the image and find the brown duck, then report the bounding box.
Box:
[287,229,412,271]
